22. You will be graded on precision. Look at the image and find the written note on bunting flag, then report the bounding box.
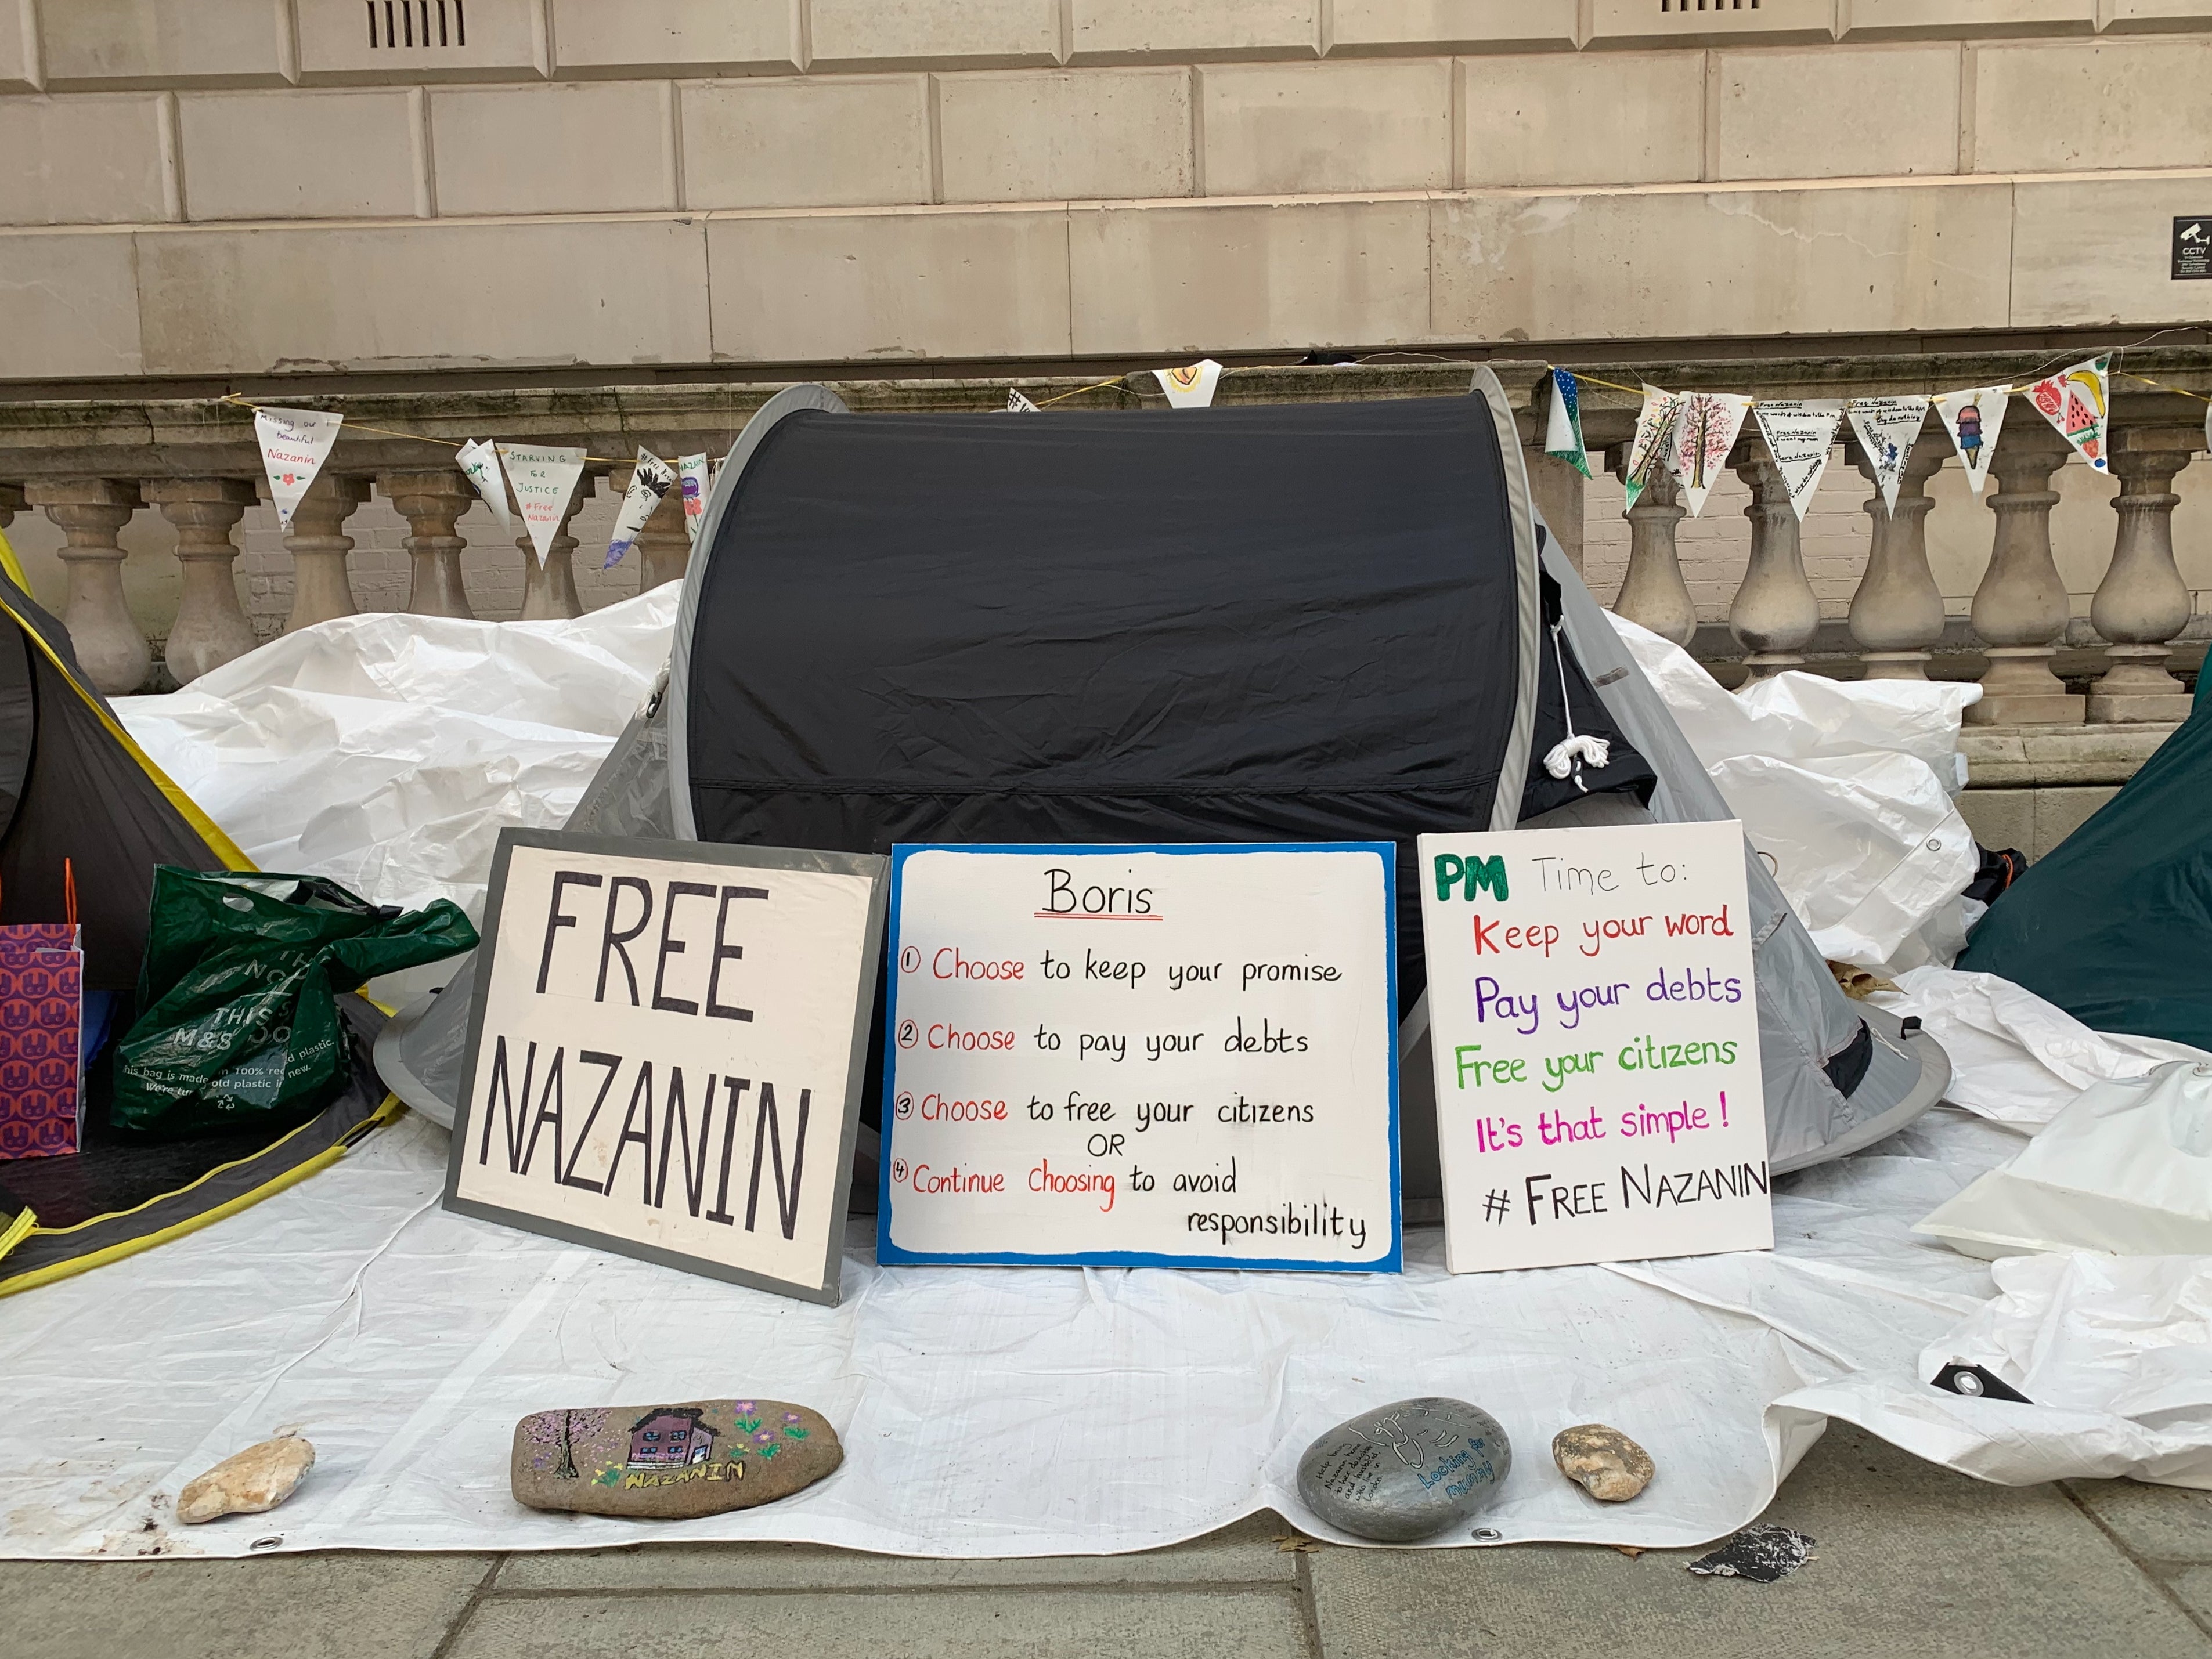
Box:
[1669,392,1753,518]
[2027,356,2110,472]
[1847,396,1930,514]
[253,407,344,532]
[1933,385,2010,496]
[604,448,675,570]
[1005,388,1041,413]
[1155,359,1224,409]
[456,437,513,532]
[1752,400,1843,522]
[1544,369,1592,479]
[496,444,585,568]
[678,453,711,545]
[1621,385,1683,515]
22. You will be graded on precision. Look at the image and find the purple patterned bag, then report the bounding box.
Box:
[0,865,84,1160]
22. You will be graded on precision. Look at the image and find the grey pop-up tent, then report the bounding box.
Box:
[381,373,1947,1197]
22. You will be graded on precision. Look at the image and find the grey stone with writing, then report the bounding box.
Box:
[1295,1397,1511,1542]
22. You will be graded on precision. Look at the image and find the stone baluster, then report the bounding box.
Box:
[518,472,595,621]
[1847,440,1948,679]
[1728,446,1820,678]
[0,483,21,540]
[381,470,476,619]
[639,476,692,591]
[25,478,148,695]
[2087,434,2196,723]
[284,471,370,632]
[146,478,260,684]
[1608,446,1694,646]
[1967,427,2081,726]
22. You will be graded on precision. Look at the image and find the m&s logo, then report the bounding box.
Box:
[1432,853,1507,902]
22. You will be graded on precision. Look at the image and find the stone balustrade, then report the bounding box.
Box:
[0,360,2201,718]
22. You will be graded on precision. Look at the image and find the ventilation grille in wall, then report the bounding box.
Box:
[368,0,466,48]
[1659,1,1760,10]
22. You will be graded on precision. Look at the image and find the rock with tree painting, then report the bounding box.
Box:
[511,1398,843,1519]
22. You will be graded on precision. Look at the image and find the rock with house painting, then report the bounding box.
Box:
[511,1398,842,1519]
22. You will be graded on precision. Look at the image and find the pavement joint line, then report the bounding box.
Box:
[1291,1547,1325,1659]
[475,1578,1308,1601]
[425,1553,505,1659]
[2059,1482,2212,1641]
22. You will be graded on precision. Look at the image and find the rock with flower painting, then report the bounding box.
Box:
[510,1398,843,1519]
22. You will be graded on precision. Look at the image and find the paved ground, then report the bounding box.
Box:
[10,1423,2212,1659]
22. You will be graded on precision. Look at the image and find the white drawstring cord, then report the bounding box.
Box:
[1540,620,1609,790]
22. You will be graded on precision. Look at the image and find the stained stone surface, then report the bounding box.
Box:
[511,1399,842,1520]
[1296,1397,1511,1543]
[1551,1423,1655,1503]
[176,1435,316,1524]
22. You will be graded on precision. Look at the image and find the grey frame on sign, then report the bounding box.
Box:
[441,828,889,1306]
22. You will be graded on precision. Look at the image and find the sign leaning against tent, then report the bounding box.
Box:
[444,830,888,1306]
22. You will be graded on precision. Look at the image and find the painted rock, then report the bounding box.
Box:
[511,1399,842,1519]
[1296,1398,1511,1542]
[1552,1423,1654,1503]
[177,1435,316,1524]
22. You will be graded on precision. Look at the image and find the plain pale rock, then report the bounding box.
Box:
[1296,1397,1511,1542]
[511,1398,842,1520]
[176,1435,316,1524]
[1552,1422,1655,1502]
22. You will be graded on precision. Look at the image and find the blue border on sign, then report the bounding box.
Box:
[876,841,1402,1274]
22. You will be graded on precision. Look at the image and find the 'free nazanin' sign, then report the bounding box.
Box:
[445,830,887,1304]
[1417,820,1771,1274]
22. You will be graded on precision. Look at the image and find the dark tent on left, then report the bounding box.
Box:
[0,568,398,1297]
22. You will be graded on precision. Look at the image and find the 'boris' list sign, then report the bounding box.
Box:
[1417,821,1770,1274]
[445,831,887,1305]
[879,843,1400,1272]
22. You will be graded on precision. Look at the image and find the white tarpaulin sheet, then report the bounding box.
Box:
[1610,616,1982,975]
[5,605,2204,1559]
[114,590,679,921]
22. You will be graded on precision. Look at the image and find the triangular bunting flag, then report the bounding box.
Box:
[1543,369,1591,480]
[253,407,344,531]
[1621,385,1683,515]
[496,444,586,568]
[456,437,512,532]
[1752,400,1843,522]
[604,448,675,570]
[1846,396,1931,514]
[1155,360,1222,409]
[1668,392,1753,518]
[1933,385,2010,496]
[2026,356,2110,472]
[678,453,711,545]
[1006,388,1041,413]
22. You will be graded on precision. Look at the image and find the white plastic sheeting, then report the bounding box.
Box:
[1794,1253,2212,1488]
[1608,616,1981,975]
[1878,966,2210,1129]
[1918,1062,2212,1259]
[8,975,2212,1560]
[114,590,680,921]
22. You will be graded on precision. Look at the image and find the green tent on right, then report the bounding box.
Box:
[1958,685,2212,1051]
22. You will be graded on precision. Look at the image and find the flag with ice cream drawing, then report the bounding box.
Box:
[2026,356,2110,472]
[1933,386,2010,496]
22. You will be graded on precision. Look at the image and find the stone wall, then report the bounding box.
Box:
[2,3,2211,379]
